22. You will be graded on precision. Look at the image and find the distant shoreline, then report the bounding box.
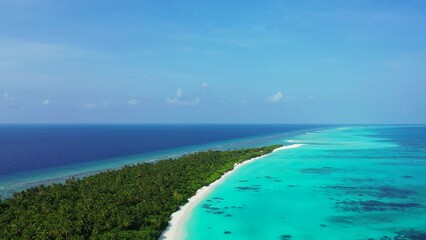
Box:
[159,144,304,240]
[0,124,323,199]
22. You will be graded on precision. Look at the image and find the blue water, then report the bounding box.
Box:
[184,125,426,239]
[0,124,325,198]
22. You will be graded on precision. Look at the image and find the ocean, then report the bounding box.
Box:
[0,124,323,198]
[184,125,426,239]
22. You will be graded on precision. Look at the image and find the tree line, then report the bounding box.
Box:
[0,145,281,239]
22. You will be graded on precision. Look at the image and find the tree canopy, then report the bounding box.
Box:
[0,145,281,240]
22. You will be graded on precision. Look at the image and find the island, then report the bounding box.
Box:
[0,145,282,239]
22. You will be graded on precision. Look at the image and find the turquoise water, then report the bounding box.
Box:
[185,126,426,239]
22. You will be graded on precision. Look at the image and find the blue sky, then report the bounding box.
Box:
[1,0,425,123]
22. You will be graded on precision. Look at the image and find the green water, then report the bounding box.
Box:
[184,126,426,239]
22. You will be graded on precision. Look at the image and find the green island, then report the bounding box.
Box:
[0,145,281,240]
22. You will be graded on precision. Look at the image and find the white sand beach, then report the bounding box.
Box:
[159,144,304,240]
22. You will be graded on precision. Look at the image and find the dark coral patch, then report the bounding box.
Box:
[213,197,224,200]
[343,177,376,183]
[279,234,292,239]
[301,167,339,174]
[323,185,416,199]
[376,230,426,240]
[327,216,354,225]
[236,185,261,192]
[201,203,228,215]
[224,231,232,234]
[377,186,415,198]
[213,211,224,215]
[335,200,422,212]
[395,229,426,239]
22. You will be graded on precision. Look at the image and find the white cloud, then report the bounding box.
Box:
[42,99,50,106]
[84,103,97,109]
[267,91,283,103]
[101,100,120,108]
[128,98,138,106]
[2,92,15,101]
[202,82,209,88]
[176,88,183,98]
[166,97,200,106]
[82,99,139,109]
[166,87,201,106]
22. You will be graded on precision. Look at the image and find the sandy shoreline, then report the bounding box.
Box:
[159,144,304,240]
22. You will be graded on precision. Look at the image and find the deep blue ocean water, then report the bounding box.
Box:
[0,124,324,197]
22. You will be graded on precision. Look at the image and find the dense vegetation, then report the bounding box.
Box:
[0,145,280,240]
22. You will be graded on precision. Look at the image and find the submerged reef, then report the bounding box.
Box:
[323,185,416,199]
[335,200,422,212]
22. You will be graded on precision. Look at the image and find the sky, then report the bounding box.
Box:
[1,0,425,124]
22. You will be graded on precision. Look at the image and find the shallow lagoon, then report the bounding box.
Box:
[185,126,426,239]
